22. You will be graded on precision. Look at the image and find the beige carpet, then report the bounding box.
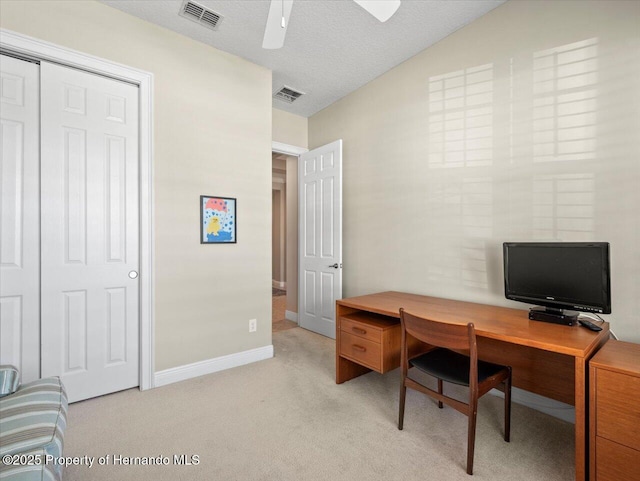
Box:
[63,328,574,481]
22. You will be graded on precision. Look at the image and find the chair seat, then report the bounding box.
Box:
[410,348,506,386]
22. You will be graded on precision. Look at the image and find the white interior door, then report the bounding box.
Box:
[298,140,342,338]
[0,55,40,383]
[40,62,140,402]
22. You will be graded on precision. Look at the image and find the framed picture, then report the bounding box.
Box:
[200,195,237,244]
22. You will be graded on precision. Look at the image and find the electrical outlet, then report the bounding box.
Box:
[249,319,257,332]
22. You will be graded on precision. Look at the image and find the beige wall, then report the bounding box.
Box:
[271,191,280,282]
[1,0,273,370]
[273,108,308,148]
[285,155,298,314]
[272,157,286,286]
[271,187,285,284]
[309,1,640,342]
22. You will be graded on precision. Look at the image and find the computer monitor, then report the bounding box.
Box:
[503,242,611,325]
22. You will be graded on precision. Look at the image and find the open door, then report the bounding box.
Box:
[298,140,342,338]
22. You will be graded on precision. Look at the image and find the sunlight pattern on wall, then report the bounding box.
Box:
[533,38,598,163]
[531,38,598,242]
[532,173,595,241]
[426,177,492,289]
[428,64,494,168]
[420,39,603,292]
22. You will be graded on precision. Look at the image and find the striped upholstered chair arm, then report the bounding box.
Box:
[0,377,68,481]
[0,448,61,481]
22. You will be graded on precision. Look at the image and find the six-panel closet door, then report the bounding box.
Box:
[39,62,140,402]
[1,54,141,402]
[0,55,41,383]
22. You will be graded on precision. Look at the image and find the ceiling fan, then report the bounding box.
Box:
[262,0,401,49]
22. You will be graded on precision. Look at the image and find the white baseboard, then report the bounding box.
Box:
[490,386,575,424]
[285,310,298,322]
[154,344,274,388]
[272,280,286,289]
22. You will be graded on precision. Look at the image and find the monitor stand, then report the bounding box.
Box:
[528,307,579,326]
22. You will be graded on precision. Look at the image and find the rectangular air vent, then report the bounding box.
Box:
[274,86,305,104]
[179,1,223,30]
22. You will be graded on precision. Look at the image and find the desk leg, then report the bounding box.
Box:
[575,357,587,481]
[336,355,372,384]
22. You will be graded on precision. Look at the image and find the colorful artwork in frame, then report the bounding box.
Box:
[200,195,236,244]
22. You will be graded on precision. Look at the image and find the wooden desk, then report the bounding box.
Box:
[336,291,610,481]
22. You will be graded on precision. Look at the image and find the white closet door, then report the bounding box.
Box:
[40,62,140,402]
[0,55,40,383]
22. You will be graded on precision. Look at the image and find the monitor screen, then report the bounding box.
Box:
[503,242,611,314]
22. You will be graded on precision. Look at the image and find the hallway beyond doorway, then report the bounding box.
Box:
[272,292,297,332]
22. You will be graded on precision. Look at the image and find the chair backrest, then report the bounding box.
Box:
[399,308,477,358]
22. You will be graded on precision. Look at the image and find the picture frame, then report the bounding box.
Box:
[200,195,237,244]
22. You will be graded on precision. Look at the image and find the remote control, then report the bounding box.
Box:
[578,319,603,331]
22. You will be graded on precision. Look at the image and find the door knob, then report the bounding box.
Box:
[328,263,339,269]
[128,270,139,279]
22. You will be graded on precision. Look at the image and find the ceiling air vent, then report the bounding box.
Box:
[274,86,305,104]
[179,1,223,30]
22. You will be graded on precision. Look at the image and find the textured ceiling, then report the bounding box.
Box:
[100,0,506,117]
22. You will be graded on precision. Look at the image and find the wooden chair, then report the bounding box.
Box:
[398,308,512,475]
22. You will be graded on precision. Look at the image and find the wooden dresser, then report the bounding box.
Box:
[589,339,640,481]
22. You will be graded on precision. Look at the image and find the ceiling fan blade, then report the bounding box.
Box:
[262,0,294,49]
[353,0,401,22]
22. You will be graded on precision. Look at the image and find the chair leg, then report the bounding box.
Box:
[467,400,478,475]
[504,369,512,442]
[438,379,443,409]
[398,382,407,430]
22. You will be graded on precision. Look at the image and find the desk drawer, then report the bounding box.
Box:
[595,436,640,481]
[596,369,640,451]
[340,332,381,371]
[340,317,382,343]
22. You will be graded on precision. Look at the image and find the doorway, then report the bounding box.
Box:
[270,139,343,339]
[272,152,298,332]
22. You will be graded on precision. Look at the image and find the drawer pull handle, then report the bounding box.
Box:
[352,327,367,335]
[352,345,366,352]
